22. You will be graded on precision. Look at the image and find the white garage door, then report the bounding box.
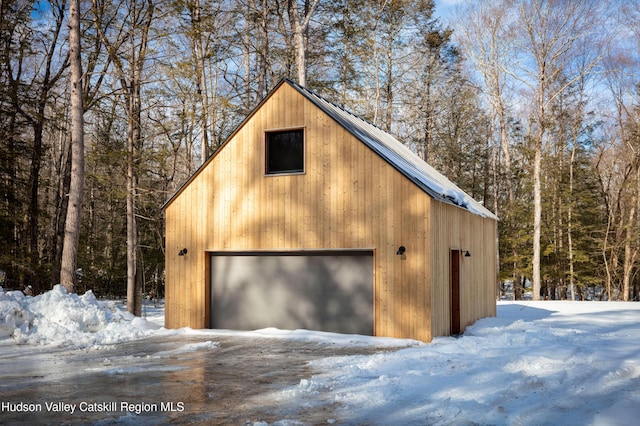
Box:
[210,251,374,335]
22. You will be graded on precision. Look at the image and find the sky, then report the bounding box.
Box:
[434,0,463,24]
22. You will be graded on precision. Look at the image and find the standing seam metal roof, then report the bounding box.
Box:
[287,80,498,220]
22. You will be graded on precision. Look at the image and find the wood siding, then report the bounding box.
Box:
[164,82,497,342]
[429,201,498,338]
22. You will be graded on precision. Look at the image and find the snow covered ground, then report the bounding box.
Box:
[1,285,639,425]
[296,302,640,425]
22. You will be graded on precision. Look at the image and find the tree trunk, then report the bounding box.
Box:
[532,125,543,300]
[52,140,72,287]
[288,1,305,86]
[384,36,393,133]
[126,106,141,314]
[287,0,320,87]
[60,0,85,293]
[125,0,154,316]
[126,56,144,317]
[26,110,44,292]
[622,168,638,301]
[568,144,576,301]
[125,59,143,315]
[190,0,209,164]
[242,1,252,109]
[257,0,269,98]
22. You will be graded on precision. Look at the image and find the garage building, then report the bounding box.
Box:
[163,79,497,342]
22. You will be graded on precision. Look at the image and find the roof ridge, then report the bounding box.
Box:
[288,79,390,133]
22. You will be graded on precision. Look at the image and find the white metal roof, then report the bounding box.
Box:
[289,81,498,220]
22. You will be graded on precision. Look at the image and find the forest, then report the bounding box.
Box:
[1,0,638,304]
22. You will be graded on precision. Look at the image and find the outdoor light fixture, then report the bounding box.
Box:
[178,248,188,256]
[464,250,471,257]
[396,246,406,256]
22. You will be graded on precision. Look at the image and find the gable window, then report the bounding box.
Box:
[265,129,304,175]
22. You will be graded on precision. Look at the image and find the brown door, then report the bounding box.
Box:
[450,249,461,335]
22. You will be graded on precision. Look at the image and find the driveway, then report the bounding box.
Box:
[0,334,400,425]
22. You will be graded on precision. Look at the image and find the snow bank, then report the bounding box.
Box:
[0,285,161,347]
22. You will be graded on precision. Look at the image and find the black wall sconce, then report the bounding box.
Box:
[464,250,471,257]
[178,248,188,256]
[396,246,406,256]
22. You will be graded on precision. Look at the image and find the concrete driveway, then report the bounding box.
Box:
[0,334,398,425]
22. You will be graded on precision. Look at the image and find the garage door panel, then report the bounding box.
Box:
[211,252,373,335]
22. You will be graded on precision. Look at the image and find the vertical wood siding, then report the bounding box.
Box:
[429,201,498,338]
[165,82,496,342]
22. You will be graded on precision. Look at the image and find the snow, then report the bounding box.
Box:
[290,302,640,425]
[0,285,163,347]
[1,286,640,425]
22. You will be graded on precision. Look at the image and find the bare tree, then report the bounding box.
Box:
[93,0,155,315]
[457,1,514,214]
[0,0,31,289]
[619,1,640,301]
[602,48,639,301]
[512,0,602,300]
[60,0,85,293]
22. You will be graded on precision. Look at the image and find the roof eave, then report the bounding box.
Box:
[161,78,292,211]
